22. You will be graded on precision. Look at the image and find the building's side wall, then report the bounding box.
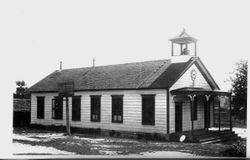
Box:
[169,64,213,133]
[31,89,167,134]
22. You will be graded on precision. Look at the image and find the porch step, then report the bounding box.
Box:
[199,133,237,144]
[169,129,240,144]
[201,135,240,144]
[197,130,235,139]
[198,131,240,144]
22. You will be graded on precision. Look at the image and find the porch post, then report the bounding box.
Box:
[171,42,174,56]
[213,96,215,127]
[218,96,221,132]
[180,44,183,55]
[195,42,197,56]
[230,95,232,131]
[205,95,211,130]
[188,94,196,139]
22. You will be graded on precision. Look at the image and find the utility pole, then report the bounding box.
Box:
[59,81,74,136]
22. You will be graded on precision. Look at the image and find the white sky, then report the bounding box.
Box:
[0,0,249,157]
[1,0,249,92]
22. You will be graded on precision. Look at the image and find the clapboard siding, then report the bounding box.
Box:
[171,64,212,90]
[31,89,167,134]
[169,64,212,133]
[169,95,205,133]
[182,97,204,131]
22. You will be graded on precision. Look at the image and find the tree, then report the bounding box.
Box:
[15,80,30,98]
[230,60,247,120]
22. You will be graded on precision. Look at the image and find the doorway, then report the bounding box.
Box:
[204,100,210,128]
[175,102,183,132]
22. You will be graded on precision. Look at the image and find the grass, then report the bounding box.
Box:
[13,128,233,157]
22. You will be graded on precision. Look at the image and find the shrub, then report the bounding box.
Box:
[144,133,153,141]
[29,124,46,130]
[223,140,246,157]
[115,131,121,137]
[136,133,143,140]
[109,130,116,137]
[95,128,101,134]
[153,133,160,141]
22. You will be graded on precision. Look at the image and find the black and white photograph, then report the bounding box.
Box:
[0,0,248,159]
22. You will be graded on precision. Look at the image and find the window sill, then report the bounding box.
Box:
[112,121,123,123]
[142,124,155,126]
[37,118,44,119]
[72,119,81,122]
[91,120,100,122]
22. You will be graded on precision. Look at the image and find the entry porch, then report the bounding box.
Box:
[169,87,236,143]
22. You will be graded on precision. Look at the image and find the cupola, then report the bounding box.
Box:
[169,29,198,57]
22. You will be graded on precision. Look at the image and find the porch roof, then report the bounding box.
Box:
[170,87,231,96]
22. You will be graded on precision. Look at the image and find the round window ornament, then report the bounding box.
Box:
[179,135,186,142]
[190,69,197,81]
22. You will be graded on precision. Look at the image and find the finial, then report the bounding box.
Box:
[60,61,62,71]
[180,28,186,36]
[93,58,95,67]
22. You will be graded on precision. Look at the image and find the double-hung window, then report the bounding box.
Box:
[142,95,155,125]
[52,96,63,120]
[72,96,81,121]
[37,96,45,119]
[112,95,123,123]
[90,95,101,122]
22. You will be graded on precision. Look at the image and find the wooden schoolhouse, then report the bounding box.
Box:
[29,30,237,142]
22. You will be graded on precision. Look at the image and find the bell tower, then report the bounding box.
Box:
[169,29,198,57]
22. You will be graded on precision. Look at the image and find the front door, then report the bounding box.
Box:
[204,101,210,128]
[175,102,183,132]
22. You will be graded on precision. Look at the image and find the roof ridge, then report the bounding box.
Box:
[58,59,169,71]
[95,59,168,68]
[136,60,170,88]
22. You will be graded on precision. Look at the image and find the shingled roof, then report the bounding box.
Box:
[29,57,218,92]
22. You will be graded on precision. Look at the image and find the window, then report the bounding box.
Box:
[112,95,123,123]
[52,96,63,120]
[90,95,101,122]
[37,96,45,119]
[72,96,81,121]
[142,95,155,125]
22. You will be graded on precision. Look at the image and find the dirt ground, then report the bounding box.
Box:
[12,128,238,158]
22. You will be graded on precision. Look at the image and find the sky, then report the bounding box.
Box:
[0,0,249,157]
[0,0,249,92]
